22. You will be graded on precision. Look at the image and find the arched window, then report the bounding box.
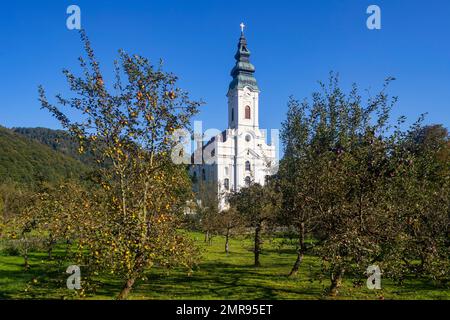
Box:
[245,106,251,119]
[244,176,251,186]
[224,178,230,190]
[202,168,206,181]
[245,161,251,171]
[231,108,234,122]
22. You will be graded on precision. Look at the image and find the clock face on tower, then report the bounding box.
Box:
[243,86,251,96]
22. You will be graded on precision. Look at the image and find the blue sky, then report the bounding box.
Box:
[0,0,449,140]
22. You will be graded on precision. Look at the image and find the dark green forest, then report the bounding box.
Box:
[0,126,90,185]
[12,127,95,166]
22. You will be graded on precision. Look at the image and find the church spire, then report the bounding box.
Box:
[228,23,258,92]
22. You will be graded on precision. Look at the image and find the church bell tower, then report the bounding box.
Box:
[227,23,260,131]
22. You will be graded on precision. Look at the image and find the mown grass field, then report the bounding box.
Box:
[0,232,448,300]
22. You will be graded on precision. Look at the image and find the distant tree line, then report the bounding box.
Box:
[12,127,97,167]
[0,126,90,186]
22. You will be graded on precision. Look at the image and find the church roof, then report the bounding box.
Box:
[228,30,259,92]
[190,130,228,164]
[202,130,227,150]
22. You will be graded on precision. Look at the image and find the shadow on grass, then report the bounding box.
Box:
[132,260,324,300]
[1,237,447,300]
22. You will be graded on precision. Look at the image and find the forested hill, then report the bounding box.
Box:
[0,126,90,185]
[12,127,94,166]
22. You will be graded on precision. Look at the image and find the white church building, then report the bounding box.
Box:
[190,24,277,210]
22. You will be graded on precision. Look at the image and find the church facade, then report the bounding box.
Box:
[190,26,277,210]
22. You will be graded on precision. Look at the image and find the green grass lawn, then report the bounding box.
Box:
[0,232,448,300]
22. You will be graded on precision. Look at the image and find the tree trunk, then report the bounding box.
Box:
[204,230,209,243]
[225,228,230,255]
[254,224,262,267]
[288,252,303,277]
[207,232,213,246]
[22,236,30,271]
[288,222,305,277]
[47,236,55,259]
[117,278,135,300]
[23,247,30,271]
[328,268,345,297]
[120,173,127,217]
